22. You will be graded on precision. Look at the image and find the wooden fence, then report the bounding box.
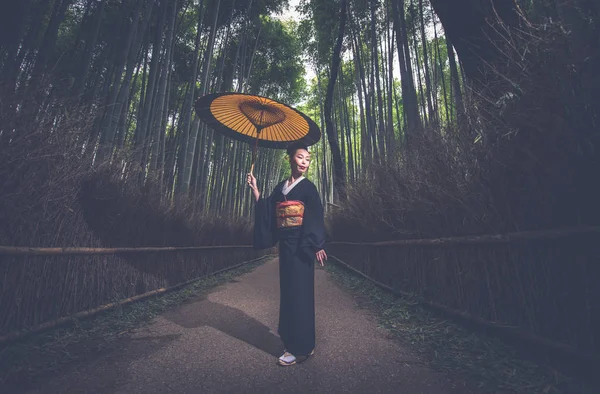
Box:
[326,226,600,363]
[0,245,274,342]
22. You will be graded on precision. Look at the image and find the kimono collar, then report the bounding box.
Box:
[282,176,305,196]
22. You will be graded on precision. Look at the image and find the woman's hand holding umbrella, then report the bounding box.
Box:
[247,173,260,202]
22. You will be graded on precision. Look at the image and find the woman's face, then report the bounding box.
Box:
[290,149,310,175]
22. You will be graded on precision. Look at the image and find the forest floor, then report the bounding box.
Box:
[1,257,595,394]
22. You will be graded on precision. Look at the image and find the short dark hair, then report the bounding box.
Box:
[286,141,309,157]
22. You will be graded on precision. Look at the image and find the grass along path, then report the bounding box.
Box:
[0,255,273,387]
[326,256,596,394]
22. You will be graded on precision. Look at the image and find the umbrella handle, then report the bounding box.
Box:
[250,127,261,176]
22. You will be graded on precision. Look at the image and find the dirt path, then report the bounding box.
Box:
[18,258,471,394]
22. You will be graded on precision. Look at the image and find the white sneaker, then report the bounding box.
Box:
[277,351,297,366]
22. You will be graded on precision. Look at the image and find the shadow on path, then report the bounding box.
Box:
[5,333,181,394]
[6,259,484,394]
[164,298,283,357]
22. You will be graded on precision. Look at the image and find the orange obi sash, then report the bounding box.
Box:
[275,200,305,229]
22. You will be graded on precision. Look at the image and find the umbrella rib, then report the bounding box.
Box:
[265,124,276,142]
[285,121,302,140]
[241,120,255,137]
[240,114,256,137]
[277,122,292,142]
[238,121,254,138]
[211,104,237,116]
[276,122,289,142]
[227,114,249,133]
[270,123,284,142]
[297,117,310,138]
[217,111,241,124]
[291,122,304,140]
[279,122,293,142]
[283,115,299,140]
[278,120,300,142]
[215,114,240,131]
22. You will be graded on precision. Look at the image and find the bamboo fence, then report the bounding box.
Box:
[326,226,600,366]
[0,253,274,344]
[0,244,275,341]
[0,244,254,256]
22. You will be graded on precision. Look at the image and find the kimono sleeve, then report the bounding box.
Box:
[299,182,326,258]
[253,190,278,250]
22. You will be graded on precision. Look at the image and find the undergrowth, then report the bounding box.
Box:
[0,100,255,334]
[326,257,596,394]
[0,255,272,389]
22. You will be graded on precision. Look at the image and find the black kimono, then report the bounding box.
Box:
[253,177,326,356]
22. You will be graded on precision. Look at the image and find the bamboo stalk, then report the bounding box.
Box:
[329,255,600,369]
[327,226,600,247]
[0,244,253,256]
[0,254,276,345]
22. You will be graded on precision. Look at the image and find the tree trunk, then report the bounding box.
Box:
[31,0,75,78]
[386,14,396,157]
[431,10,449,125]
[409,0,427,126]
[316,66,329,206]
[391,0,421,143]
[0,0,33,78]
[324,0,347,202]
[176,0,206,196]
[72,0,106,97]
[343,91,355,182]
[135,0,168,167]
[446,35,465,124]
[429,0,522,87]
[355,25,379,162]
[418,0,435,124]
[100,1,153,161]
[371,0,387,161]
[188,0,221,204]
[5,0,52,87]
[150,0,178,174]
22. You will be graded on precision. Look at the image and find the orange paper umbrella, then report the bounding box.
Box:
[194,92,321,174]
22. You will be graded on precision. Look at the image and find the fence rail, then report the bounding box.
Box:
[327,225,600,246]
[330,255,599,369]
[3,225,599,365]
[0,244,253,256]
[1,244,272,339]
[0,254,274,345]
[1,226,595,256]
[326,226,600,366]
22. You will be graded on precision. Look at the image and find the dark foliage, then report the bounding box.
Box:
[0,87,257,336]
[329,11,600,241]
[326,2,600,363]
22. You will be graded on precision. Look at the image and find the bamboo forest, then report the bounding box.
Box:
[1,0,599,393]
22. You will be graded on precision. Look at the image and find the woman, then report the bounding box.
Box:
[247,141,327,366]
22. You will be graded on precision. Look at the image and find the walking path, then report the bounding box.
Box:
[21,258,473,394]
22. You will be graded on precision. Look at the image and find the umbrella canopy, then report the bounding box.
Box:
[194,92,321,149]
